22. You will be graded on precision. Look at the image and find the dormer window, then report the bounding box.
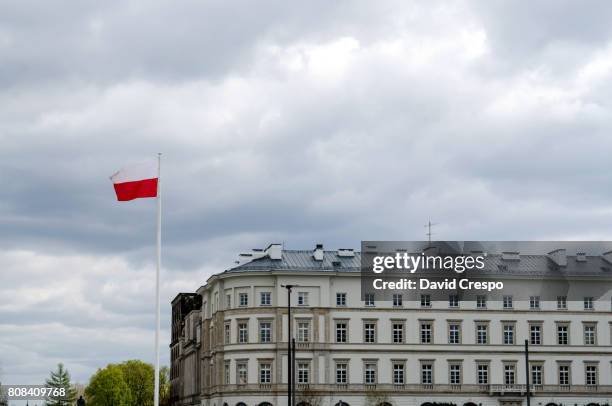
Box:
[298,292,309,306]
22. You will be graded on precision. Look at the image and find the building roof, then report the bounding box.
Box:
[228,249,361,272]
[225,249,611,277]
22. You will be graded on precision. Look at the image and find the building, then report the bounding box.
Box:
[170,243,612,406]
[171,292,203,406]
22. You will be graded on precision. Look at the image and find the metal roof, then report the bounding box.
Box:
[226,250,612,277]
[228,250,361,272]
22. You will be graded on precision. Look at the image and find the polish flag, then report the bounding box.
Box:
[110,161,158,201]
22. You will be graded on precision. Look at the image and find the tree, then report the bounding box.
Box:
[296,386,321,406]
[364,388,392,406]
[159,366,171,406]
[45,363,76,406]
[85,364,131,406]
[0,381,7,406]
[118,360,154,406]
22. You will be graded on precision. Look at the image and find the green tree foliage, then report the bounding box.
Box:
[85,361,170,406]
[118,360,154,406]
[45,363,76,406]
[0,380,7,406]
[85,364,131,406]
[159,366,171,406]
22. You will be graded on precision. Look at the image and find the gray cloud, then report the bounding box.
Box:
[2,0,612,387]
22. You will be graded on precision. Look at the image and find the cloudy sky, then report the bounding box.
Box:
[3,0,612,387]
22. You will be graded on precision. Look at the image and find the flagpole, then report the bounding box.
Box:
[154,153,162,406]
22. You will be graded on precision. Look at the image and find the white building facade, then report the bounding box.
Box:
[171,244,612,406]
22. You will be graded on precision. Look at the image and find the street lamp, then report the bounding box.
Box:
[281,284,298,406]
[525,339,531,406]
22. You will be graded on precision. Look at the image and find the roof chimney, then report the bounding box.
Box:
[265,243,283,260]
[548,249,567,267]
[313,244,324,261]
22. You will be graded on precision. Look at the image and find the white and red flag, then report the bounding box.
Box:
[110,160,159,201]
[110,156,163,406]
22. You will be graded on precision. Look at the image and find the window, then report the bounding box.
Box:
[503,324,515,345]
[392,322,404,343]
[531,364,543,386]
[297,362,310,384]
[530,324,542,345]
[583,324,596,345]
[393,294,403,307]
[239,293,248,307]
[364,362,377,384]
[226,294,232,309]
[336,321,347,343]
[260,292,271,306]
[558,364,570,386]
[529,296,540,309]
[557,296,567,310]
[421,363,433,384]
[365,293,375,306]
[421,294,431,308]
[585,364,598,386]
[224,361,230,384]
[364,322,376,343]
[584,297,593,310]
[476,295,487,309]
[449,295,459,308]
[224,322,231,344]
[393,362,405,384]
[477,364,489,385]
[449,364,461,385]
[238,322,248,343]
[297,321,310,343]
[335,362,348,384]
[504,364,515,385]
[259,321,271,343]
[336,293,347,307]
[448,323,460,344]
[420,322,432,344]
[237,362,248,385]
[503,295,513,309]
[259,363,271,384]
[297,292,309,306]
[476,323,488,344]
[557,324,569,345]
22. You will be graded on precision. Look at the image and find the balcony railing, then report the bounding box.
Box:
[207,383,612,395]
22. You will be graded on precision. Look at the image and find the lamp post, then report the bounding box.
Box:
[282,284,298,406]
[525,339,531,406]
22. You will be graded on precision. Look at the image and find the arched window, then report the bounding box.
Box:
[335,402,350,406]
[463,402,477,406]
[378,402,392,406]
[297,402,311,406]
[259,403,273,406]
[236,402,247,406]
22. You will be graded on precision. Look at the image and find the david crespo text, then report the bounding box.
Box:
[372,277,504,291]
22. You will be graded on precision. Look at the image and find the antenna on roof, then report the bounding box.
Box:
[424,219,437,245]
